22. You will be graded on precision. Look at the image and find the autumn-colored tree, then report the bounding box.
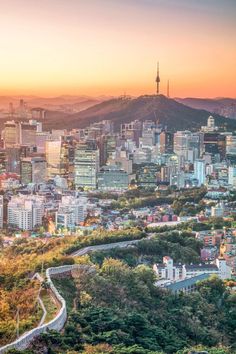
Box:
[82,343,113,353]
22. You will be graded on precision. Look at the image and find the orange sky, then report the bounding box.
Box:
[0,0,235,98]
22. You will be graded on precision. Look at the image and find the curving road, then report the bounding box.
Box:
[71,238,145,257]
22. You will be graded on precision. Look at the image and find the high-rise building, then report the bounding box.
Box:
[226,135,236,155]
[20,157,47,185]
[174,131,201,163]
[170,170,185,188]
[20,122,37,146]
[56,195,87,229]
[133,147,152,164]
[174,131,190,160]
[204,133,226,159]
[3,121,20,148]
[194,159,206,186]
[136,164,158,188]
[35,132,50,153]
[74,141,99,189]
[159,131,173,154]
[97,166,129,191]
[201,116,218,132]
[160,166,171,183]
[8,195,45,230]
[31,108,46,120]
[109,148,133,174]
[6,145,30,174]
[3,120,42,149]
[207,116,215,129]
[45,139,69,179]
[0,149,7,174]
[120,120,142,145]
[228,166,236,187]
[98,135,117,166]
[140,120,156,147]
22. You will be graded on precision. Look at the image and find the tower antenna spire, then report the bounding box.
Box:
[155,61,160,95]
[167,79,170,98]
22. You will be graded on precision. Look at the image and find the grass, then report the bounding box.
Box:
[40,289,59,323]
[52,277,77,313]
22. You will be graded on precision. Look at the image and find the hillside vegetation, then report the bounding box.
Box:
[42,95,236,131]
[25,258,236,354]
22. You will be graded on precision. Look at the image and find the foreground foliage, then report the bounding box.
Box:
[29,259,236,354]
[0,228,145,345]
[0,237,75,345]
[91,231,202,266]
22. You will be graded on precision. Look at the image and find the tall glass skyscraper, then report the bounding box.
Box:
[74,141,99,190]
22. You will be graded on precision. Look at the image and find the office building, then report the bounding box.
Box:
[97,166,129,191]
[226,135,236,155]
[0,149,6,174]
[120,120,142,145]
[20,121,37,146]
[204,133,226,159]
[174,131,201,163]
[74,141,99,190]
[35,132,50,153]
[31,108,46,120]
[45,139,69,179]
[6,146,30,174]
[20,157,47,185]
[160,166,171,183]
[194,159,206,186]
[136,165,158,188]
[3,121,20,148]
[159,131,173,154]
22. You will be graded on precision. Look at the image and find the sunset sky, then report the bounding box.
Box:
[0,0,235,98]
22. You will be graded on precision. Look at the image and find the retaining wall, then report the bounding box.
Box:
[0,239,143,353]
[0,264,80,353]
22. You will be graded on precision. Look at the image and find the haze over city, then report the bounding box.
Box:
[0,0,236,97]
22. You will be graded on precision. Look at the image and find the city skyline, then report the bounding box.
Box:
[0,0,236,98]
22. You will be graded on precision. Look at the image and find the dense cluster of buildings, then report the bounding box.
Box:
[2,104,236,193]
[0,100,236,237]
[197,228,236,271]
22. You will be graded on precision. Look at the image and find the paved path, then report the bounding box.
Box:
[71,239,144,257]
[38,297,47,327]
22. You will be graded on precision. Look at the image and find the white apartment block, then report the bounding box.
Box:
[8,195,45,230]
[153,256,231,282]
[56,195,87,229]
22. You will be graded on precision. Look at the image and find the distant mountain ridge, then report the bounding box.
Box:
[43,94,236,132]
[1,95,236,133]
[176,97,236,119]
[0,95,113,111]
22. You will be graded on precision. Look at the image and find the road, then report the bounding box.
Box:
[71,239,144,257]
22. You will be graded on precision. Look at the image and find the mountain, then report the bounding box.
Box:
[43,95,236,131]
[176,97,236,119]
[0,95,112,111]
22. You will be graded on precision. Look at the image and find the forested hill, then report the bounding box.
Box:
[44,95,236,131]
